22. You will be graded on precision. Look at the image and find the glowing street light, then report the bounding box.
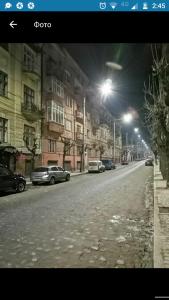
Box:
[138,135,141,138]
[99,79,113,98]
[134,128,139,133]
[122,113,133,123]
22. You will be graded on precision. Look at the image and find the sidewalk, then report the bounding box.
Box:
[154,163,169,267]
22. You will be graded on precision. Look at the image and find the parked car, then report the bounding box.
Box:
[0,165,26,193]
[88,161,105,173]
[145,158,153,166]
[31,166,71,185]
[101,159,116,170]
[121,160,129,165]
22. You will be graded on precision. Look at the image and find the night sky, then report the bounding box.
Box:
[63,43,153,143]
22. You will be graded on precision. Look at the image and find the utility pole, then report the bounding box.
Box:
[113,120,116,164]
[126,132,128,161]
[126,132,128,148]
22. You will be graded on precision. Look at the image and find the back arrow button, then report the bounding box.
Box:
[9,21,18,29]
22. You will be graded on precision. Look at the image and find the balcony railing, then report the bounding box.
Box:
[46,92,64,105]
[21,102,43,122]
[23,63,40,80]
[48,121,64,134]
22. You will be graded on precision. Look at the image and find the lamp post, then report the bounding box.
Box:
[81,79,114,172]
[133,128,139,160]
[112,113,133,164]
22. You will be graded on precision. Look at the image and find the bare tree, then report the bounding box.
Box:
[23,134,38,173]
[60,137,75,170]
[144,44,169,187]
[98,143,105,161]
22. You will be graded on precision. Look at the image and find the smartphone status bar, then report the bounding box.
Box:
[0,0,169,12]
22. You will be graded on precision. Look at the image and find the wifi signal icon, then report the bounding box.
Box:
[109,2,117,9]
[131,3,138,9]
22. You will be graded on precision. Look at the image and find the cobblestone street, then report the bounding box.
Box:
[0,161,153,268]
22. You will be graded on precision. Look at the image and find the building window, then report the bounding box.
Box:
[51,78,64,98]
[65,120,72,131]
[24,85,35,109]
[47,101,64,125]
[0,71,8,97]
[24,125,35,148]
[23,44,35,68]
[87,129,90,138]
[66,96,72,107]
[96,150,99,157]
[77,125,82,133]
[0,117,8,143]
[88,149,91,157]
[64,70,71,83]
[48,139,56,153]
[77,146,82,156]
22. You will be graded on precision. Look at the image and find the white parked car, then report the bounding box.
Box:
[88,161,105,173]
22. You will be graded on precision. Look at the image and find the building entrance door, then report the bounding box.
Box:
[64,161,71,171]
[25,160,32,176]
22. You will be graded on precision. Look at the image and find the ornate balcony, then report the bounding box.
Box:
[21,102,43,122]
[48,121,64,135]
[23,63,40,80]
[46,92,63,106]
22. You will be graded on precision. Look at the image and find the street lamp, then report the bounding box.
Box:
[99,79,113,98]
[134,128,139,133]
[82,79,115,171]
[122,113,133,124]
[113,113,133,164]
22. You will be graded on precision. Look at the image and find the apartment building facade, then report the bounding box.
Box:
[41,43,122,171]
[0,43,122,175]
[0,43,42,175]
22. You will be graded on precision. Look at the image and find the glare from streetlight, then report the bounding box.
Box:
[99,79,113,98]
[134,128,139,133]
[122,113,133,123]
[138,135,141,138]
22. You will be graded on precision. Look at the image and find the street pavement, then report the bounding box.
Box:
[0,161,153,268]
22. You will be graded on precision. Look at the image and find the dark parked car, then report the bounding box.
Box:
[0,165,26,193]
[101,160,116,170]
[121,160,129,165]
[145,158,153,166]
[31,166,71,185]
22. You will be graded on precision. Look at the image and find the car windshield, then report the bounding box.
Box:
[89,162,98,166]
[102,160,110,164]
[33,167,48,172]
